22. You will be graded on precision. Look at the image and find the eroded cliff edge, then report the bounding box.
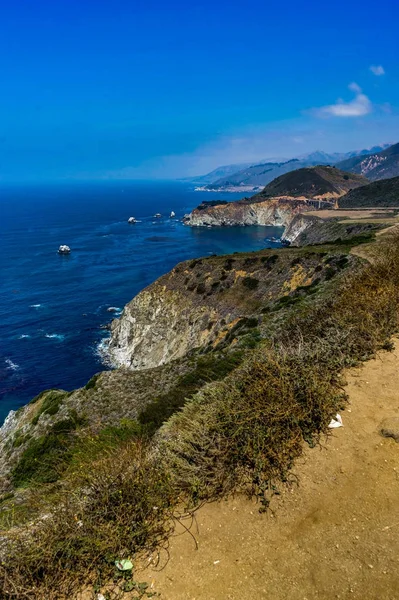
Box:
[184,196,384,248]
[107,248,352,369]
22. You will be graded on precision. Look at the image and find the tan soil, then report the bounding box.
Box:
[305,209,398,219]
[139,345,399,600]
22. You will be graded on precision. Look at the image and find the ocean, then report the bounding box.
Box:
[0,180,283,424]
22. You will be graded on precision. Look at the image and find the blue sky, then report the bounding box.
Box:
[0,0,398,181]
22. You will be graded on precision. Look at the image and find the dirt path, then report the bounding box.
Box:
[351,224,399,263]
[139,346,399,600]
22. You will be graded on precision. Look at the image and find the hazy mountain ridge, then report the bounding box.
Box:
[181,162,255,184]
[193,145,390,190]
[336,143,399,181]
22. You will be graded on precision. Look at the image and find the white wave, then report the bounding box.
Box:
[45,333,65,341]
[107,306,122,314]
[95,335,115,367]
[18,334,31,339]
[30,304,42,308]
[5,359,19,371]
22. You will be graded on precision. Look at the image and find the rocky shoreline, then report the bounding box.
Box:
[183,197,324,245]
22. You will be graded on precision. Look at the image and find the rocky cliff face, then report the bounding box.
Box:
[281,213,318,244]
[107,249,338,370]
[185,197,311,230]
[108,284,219,369]
[184,197,325,245]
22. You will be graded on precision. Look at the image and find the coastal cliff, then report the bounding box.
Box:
[282,213,318,243]
[0,245,354,494]
[107,248,352,370]
[185,166,370,243]
[184,197,332,244]
[185,196,313,231]
[5,226,397,598]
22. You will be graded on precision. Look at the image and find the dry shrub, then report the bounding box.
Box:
[1,440,174,599]
[160,352,345,505]
[160,233,399,504]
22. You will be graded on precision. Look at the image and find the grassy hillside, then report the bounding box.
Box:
[336,142,399,181]
[2,230,399,598]
[338,176,399,207]
[255,166,367,199]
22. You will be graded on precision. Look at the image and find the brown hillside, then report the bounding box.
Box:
[338,176,399,208]
[255,165,368,200]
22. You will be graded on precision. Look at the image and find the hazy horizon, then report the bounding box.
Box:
[0,0,398,182]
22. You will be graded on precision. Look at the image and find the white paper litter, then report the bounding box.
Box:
[328,413,343,428]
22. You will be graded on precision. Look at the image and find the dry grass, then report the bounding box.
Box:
[2,234,399,598]
[159,232,399,503]
[1,440,174,599]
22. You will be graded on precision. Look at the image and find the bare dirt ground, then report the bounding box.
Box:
[305,209,398,219]
[138,346,399,600]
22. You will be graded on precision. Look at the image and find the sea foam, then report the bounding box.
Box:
[5,359,19,370]
[45,334,65,341]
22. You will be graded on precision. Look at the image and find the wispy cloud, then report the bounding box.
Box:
[313,83,372,118]
[370,65,385,76]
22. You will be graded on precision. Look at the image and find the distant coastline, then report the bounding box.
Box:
[195,184,262,193]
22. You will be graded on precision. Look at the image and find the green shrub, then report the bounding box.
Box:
[2,441,174,598]
[98,419,143,443]
[196,282,206,294]
[261,255,278,269]
[189,259,202,269]
[85,373,101,390]
[13,411,86,487]
[31,390,67,425]
[242,276,259,289]
[139,351,244,433]
[11,430,31,449]
[224,258,235,270]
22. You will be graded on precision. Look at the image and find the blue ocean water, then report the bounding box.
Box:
[0,180,283,424]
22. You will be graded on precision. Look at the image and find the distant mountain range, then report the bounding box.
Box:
[182,163,254,185]
[190,144,392,191]
[336,143,399,181]
[183,157,288,185]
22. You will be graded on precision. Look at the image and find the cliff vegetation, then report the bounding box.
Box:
[338,175,399,208]
[2,225,399,597]
[255,165,367,199]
